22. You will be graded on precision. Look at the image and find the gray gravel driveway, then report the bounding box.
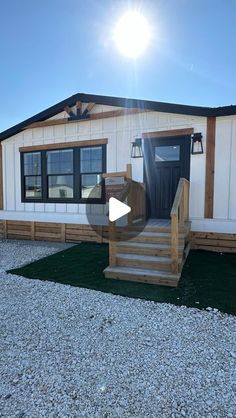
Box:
[0,240,235,418]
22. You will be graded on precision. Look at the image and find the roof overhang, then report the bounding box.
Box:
[0,92,236,142]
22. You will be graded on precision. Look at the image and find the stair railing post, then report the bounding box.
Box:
[179,179,185,228]
[126,163,132,225]
[126,163,132,181]
[109,220,117,267]
[171,213,179,273]
[186,180,189,221]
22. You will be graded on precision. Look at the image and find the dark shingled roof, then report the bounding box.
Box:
[0,92,236,141]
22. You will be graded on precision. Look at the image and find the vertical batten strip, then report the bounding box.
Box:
[31,222,35,240]
[204,116,216,218]
[61,223,66,242]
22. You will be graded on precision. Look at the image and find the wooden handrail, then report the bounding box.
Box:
[108,164,132,267]
[171,178,190,273]
[103,163,132,180]
[108,163,146,267]
[102,171,127,178]
[108,181,132,266]
[171,178,189,217]
[117,180,132,202]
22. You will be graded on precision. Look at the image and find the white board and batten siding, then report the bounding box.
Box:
[191,115,236,233]
[2,104,236,233]
[207,115,236,233]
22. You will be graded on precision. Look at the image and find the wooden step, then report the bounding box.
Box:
[125,224,171,233]
[120,231,185,245]
[117,241,184,256]
[125,225,189,234]
[116,253,181,271]
[103,266,180,287]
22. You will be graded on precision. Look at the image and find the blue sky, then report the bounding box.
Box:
[0,0,236,131]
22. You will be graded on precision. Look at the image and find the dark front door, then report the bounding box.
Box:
[144,136,191,219]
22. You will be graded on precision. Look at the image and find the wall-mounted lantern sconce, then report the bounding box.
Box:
[191,133,203,154]
[131,137,143,158]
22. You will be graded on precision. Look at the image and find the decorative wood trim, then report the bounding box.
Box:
[76,101,82,114]
[204,117,216,218]
[142,128,194,139]
[83,102,96,115]
[64,106,74,117]
[19,138,108,153]
[24,108,148,130]
[0,144,3,210]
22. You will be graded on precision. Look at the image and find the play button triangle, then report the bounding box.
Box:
[109,197,131,222]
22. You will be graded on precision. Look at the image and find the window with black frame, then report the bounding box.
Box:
[46,149,74,199]
[23,152,42,199]
[21,144,106,203]
[80,146,103,199]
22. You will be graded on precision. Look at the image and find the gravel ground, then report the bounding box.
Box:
[0,240,235,418]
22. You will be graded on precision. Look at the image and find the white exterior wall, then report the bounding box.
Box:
[191,115,236,233]
[199,115,236,233]
[1,105,209,227]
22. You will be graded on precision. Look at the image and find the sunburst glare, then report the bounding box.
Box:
[113,11,151,58]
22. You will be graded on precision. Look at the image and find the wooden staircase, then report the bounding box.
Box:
[103,221,191,287]
[103,165,191,288]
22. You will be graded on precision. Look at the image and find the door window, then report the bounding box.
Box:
[154,145,180,162]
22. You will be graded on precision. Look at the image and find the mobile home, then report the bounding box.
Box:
[0,93,235,285]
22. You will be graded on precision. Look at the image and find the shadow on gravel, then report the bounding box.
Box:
[8,243,236,315]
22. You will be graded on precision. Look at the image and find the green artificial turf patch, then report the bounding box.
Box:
[9,243,236,315]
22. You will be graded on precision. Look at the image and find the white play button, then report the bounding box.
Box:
[109,197,131,222]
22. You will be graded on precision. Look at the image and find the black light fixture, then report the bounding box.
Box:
[191,133,203,154]
[131,137,143,158]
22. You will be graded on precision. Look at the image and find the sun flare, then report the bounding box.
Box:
[113,11,151,58]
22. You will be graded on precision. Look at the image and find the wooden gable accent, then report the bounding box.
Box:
[64,102,96,120]
[76,101,82,115]
[204,116,216,218]
[24,107,148,130]
[64,106,75,118]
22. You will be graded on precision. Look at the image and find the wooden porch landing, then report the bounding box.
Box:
[145,219,171,228]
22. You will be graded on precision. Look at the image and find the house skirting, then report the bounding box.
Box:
[0,220,108,244]
[191,231,236,253]
[1,220,236,254]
